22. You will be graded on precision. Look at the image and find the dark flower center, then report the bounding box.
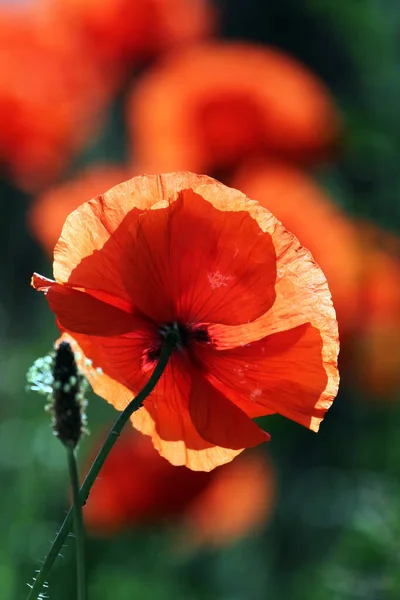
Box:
[145,321,210,365]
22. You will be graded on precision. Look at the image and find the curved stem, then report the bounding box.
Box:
[27,340,174,600]
[67,446,87,600]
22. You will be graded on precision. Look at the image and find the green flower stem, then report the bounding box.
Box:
[67,446,87,600]
[27,338,176,600]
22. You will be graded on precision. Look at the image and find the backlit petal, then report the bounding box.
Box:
[53,173,196,287]
[61,333,246,470]
[206,210,339,426]
[203,323,335,431]
[60,333,133,411]
[231,161,361,336]
[131,360,243,471]
[33,279,143,336]
[53,174,277,325]
[58,325,155,402]
[126,188,276,324]
[188,373,270,448]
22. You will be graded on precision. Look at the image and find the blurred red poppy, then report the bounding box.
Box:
[32,172,339,471]
[184,449,275,548]
[84,428,274,547]
[352,226,400,397]
[0,8,109,191]
[46,0,216,79]
[232,161,361,336]
[128,43,339,175]
[83,428,211,534]
[29,165,132,256]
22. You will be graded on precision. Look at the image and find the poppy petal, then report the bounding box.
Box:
[53,174,277,326]
[206,221,339,428]
[53,173,193,290]
[32,276,144,336]
[203,323,335,431]
[188,373,270,449]
[57,323,157,400]
[231,161,361,335]
[131,361,244,471]
[54,200,145,306]
[63,333,244,470]
[59,333,133,411]
[127,188,277,324]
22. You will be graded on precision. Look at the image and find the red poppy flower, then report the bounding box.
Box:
[83,427,211,534]
[29,165,132,256]
[32,172,339,471]
[351,225,400,397]
[0,8,109,191]
[231,161,361,336]
[46,0,215,77]
[184,450,275,548]
[83,427,274,547]
[128,43,339,175]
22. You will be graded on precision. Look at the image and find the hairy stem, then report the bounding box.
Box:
[67,446,87,600]
[27,339,175,600]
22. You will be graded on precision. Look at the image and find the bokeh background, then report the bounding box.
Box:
[2,0,400,598]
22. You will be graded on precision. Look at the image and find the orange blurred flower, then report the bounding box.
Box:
[232,161,361,337]
[0,8,109,191]
[83,428,210,534]
[185,449,275,548]
[47,0,215,77]
[84,428,274,547]
[29,165,132,256]
[32,172,339,471]
[352,225,400,397]
[128,43,339,175]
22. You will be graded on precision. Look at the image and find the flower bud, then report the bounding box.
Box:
[52,341,86,448]
[27,341,88,448]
